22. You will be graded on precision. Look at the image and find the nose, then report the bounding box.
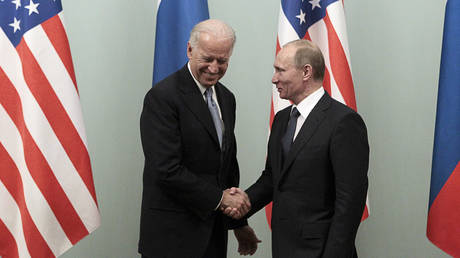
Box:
[208,60,219,74]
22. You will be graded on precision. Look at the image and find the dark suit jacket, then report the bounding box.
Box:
[246,92,369,258]
[138,65,243,258]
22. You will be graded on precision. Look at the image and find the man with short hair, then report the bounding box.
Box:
[228,39,369,258]
[138,19,259,258]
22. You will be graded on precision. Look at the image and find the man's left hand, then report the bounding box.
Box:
[233,225,261,256]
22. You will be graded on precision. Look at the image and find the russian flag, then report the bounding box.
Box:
[426,0,460,256]
[153,0,209,85]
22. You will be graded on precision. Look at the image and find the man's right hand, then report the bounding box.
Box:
[220,187,251,219]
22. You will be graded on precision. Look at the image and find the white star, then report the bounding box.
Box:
[25,0,40,15]
[11,0,20,10]
[296,9,306,25]
[309,0,321,10]
[9,17,21,33]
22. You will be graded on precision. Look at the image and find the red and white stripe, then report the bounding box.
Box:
[0,12,100,258]
[265,0,369,226]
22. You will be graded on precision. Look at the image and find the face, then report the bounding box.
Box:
[272,46,308,105]
[187,32,233,87]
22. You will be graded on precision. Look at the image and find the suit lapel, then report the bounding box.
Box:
[215,82,229,139]
[178,66,220,147]
[214,84,229,186]
[279,93,332,180]
[271,107,291,181]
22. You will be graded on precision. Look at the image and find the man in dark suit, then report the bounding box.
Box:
[138,19,260,258]
[227,39,369,257]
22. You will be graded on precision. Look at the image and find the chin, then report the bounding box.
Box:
[280,95,289,100]
[198,80,214,87]
[206,80,218,86]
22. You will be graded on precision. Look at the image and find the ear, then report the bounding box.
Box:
[302,64,313,81]
[186,42,192,59]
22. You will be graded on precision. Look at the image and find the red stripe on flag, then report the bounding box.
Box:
[265,202,273,229]
[0,143,54,258]
[427,162,460,257]
[275,37,281,55]
[0,219,20,258]
[323,12,356,111]
[41,15,78,92]
[361,205,369,221]
[17,42,97,204]
[0,67,89,244]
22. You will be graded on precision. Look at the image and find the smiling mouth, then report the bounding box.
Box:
[204,73,219,78]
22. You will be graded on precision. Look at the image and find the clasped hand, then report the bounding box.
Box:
[220,187,250,219]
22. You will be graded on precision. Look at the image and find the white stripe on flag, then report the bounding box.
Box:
[58,12,67,31]
[0,180,31,258]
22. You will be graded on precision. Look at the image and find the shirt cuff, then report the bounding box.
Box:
[215,192,224,210]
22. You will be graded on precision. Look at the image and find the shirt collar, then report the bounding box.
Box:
[293,87,325,118]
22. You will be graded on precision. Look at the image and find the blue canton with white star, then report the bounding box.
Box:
[282,0,338,38]
[0,0,62,47]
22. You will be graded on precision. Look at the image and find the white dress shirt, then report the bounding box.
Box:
[187,63,223,119]
[292,87,325,140]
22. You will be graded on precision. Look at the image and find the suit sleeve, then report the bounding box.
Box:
[140,89,222,220]
[322,112,369,258]
[244,113,282,218]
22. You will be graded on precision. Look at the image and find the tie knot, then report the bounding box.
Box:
[205,88,213,98]
[291,107,300,119]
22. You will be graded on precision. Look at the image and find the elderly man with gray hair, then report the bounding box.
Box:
[138,19,260,258]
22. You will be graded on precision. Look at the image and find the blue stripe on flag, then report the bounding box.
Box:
[152,0,209,85]
[428,0,460,208]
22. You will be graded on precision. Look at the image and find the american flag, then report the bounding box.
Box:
[0,0,100,257]
[265,0,369,226]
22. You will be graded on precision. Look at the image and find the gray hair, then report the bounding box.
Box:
[286,39,325,81]
[189,19,236,50]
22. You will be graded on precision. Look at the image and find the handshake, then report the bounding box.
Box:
[219,187,250,219]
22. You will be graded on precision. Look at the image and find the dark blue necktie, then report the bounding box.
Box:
[205,88,223,147]
[282,107,300,158]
